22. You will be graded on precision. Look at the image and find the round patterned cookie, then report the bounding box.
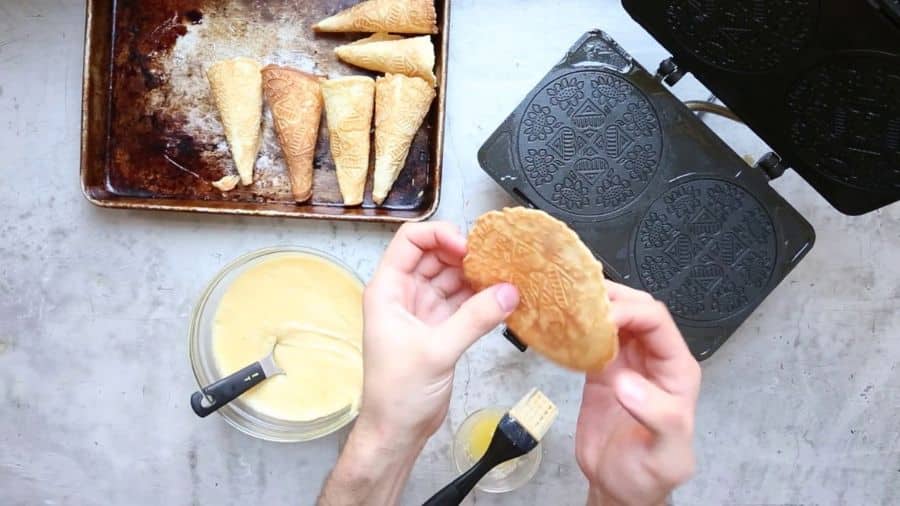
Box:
[515,70,663,218]
[665,0,817,73]
[463,207,618,371]
[634,179,777,322]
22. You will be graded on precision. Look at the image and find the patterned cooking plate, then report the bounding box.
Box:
[478,31,815,360]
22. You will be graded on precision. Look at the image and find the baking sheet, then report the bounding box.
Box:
[81,0,449,221]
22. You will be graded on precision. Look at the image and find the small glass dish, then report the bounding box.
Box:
[451,408,543,493]
[189,246,364,442]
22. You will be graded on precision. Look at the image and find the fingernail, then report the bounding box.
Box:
[495,283,519,313]
[617,375,646,405]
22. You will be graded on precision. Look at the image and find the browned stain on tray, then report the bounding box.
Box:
[102,0,438,212]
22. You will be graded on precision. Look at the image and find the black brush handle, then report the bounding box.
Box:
[423,425,520,506]
[190,362,267,418]
[422,455,500,506]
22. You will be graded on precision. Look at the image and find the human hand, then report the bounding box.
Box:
[576,281,701,506]
[318,223,519,506]
[357,222,520,445]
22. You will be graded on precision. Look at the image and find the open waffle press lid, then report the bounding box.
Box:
[478,31,816,360]
[623,0,900,215]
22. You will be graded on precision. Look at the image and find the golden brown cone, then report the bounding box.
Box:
[321,76,375,206]
[373,74,435,205]
[207,57,263,186]
[314,0,438,34]
[347,32,403,45]
[262,65,324,203]
[336,35,436,86]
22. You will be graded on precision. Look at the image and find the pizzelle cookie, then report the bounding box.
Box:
[373,74,435,205]
[336,34,436,86]
[261,65,323,203]
[321,76,376,206]
[207,57,263,186]
[463,207,619,371]
[314,0,438,34]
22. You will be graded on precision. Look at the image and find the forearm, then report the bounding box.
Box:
[318,418,427,506]
[586,487,667,506]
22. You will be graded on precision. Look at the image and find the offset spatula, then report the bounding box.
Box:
[190,347,283,418]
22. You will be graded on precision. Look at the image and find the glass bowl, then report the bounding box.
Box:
[189,246,364,442]
[452,408,543,493]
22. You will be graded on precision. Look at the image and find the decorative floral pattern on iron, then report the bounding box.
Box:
[517,70,662,217]
[638,212,675,248]
[522,149,560,186]
[618,101,658,137]
[522,104,562,142]
[546,77,585,113]
[666,281,706,319]
[596,175,634,209]
[665,0,817,72]
[639,255,677,291]
[591,74,631,109]
[709,280,749,315]
[707,181,745,219]
[551,170,591,211]
[622,144,659,182]
[737,207,776,246]
[634,179,777,322]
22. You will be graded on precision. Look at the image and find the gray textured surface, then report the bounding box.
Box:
[1,1,899,505]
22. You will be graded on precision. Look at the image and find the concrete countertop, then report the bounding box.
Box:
[1,1,898,504]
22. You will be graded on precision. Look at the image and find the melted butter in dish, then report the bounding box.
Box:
[213,253,364,422]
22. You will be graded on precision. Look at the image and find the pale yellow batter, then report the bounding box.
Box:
[212,253,364,422]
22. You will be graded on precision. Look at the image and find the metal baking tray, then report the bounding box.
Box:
[479,32,815,359]
[81,0,449,222]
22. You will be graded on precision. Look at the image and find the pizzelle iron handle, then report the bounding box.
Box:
[503,328,528,352]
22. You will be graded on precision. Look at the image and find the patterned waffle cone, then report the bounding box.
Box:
[262,65,323,203]
[322,76,375,206]
[373,74,435,205]
[314,0,438,34]
[336,34,436,86]
[345,32,404,45]
[206,57,263,186]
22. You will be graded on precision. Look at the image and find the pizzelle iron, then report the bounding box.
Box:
[480,3,899,360]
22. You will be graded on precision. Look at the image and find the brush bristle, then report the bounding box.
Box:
[508,388,558,441]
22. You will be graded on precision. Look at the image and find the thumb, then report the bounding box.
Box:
[439,283,519,359]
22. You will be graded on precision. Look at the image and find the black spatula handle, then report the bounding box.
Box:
[190,362,266,418]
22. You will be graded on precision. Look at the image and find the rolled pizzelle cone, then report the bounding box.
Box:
[336,35,436,86]
[314,0,438,34]
[262,65,323,203]
[347,32,403,45]
[321,76,375,206]
[207,57,263,186]
[373,74,435,205]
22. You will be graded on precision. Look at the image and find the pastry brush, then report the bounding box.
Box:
[423,388,558,505]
